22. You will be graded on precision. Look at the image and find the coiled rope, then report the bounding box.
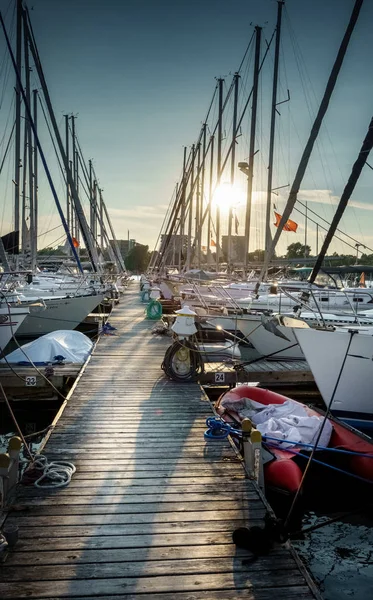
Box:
[162,339,203,381]
[21,455,76,489]
[146,299,162,320]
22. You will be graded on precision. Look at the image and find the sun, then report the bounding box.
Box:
[212,183,245,213]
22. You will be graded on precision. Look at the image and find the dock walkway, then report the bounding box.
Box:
[1,286,318,599]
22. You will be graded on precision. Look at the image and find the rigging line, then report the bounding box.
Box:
[283,330,356,531]
[237,30,256,74]
[291,205,365,254]
[296,199,373,253]
[0,118,15,176]
[37,95,68,189]
[284,5,364,243]
[36,224,63,238]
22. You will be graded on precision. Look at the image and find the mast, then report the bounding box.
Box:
[215,78,224,270]
[228,72,239,270]
[186,144,195,270]
[64,114,70,235]
[178,146,187,271]
[264,0,284,256]
[309,117,373,284]
[0,12,83,271]
[24,7,100,271]
[199,124,207,268]
[195,142,201,267]
[258,0,364,285]
[243,26,262,275]
[13,0,22,246]
[207,135,214,263]
[32,89,38,268]
[24,20,35,269]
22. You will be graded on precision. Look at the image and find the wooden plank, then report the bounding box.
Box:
[0,570,307,598]
[50,589,316,600]
[4,543,285,567]
[0,556,297,582]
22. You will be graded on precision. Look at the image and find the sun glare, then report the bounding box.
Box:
[212,183,245,213]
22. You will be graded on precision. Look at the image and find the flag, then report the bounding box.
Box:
[72,236,80,248]
[210,239,216,247]
[273,211,298,232]
[359,272,366,288]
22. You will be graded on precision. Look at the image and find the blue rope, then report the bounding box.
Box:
[204,417,242,440]
[263,435,373,459]
[265,443,373,486]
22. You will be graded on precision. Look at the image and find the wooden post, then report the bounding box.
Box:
[0,436,22,505]
[242,418,264,490]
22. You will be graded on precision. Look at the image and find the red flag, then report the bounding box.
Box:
[273,211,298,233]
[72,236,80,248]
[210,239,216,247]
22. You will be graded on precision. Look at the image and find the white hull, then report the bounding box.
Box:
[15,294,104,337]
[236,314,304,360]
[237,312,373,361]
[294,327,373,418]
[0,307,29,353]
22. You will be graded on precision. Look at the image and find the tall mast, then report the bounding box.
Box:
[186,144,195,270]
[243,26,262,275]
[309,117,373,284]
[32,89,38,268]
[265,0,284,257]
[259,0,364,284]
[13,0,22,245]
[99,187,104,253]
[64,114,70,235]
[207,135,214,263]
[199,123,207,268]
[24,7,100,270]
[24,20,35,269]
[215,78,224,270]
[195,142,201,267]
[178,146,187,271]
[70,116,78,244]
[228,72,239,270]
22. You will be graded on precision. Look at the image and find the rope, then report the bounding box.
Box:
[161,339,203,381]
[265,443,373,487]
[263,435,373,458]
[283,330,356,530]
[21,455,76,489]
[204,416,242,439]
[145,300,162,320]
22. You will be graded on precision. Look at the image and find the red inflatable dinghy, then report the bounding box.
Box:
[216,385,373,497]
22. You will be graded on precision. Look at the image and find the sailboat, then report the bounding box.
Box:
[0,2,125,341]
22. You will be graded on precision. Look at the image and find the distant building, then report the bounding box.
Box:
[222,235,246,262]
[111,239,136,259]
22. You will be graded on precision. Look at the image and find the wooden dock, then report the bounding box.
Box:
[200,359,314,386]
[0,286,319,599]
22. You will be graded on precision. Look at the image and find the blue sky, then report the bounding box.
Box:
[0,0,372,257]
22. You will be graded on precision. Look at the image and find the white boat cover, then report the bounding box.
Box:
[221,397,332,449]
[1,330,93,365]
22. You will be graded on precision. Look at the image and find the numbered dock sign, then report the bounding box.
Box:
[25,376,37,387]
[214,372,225,383]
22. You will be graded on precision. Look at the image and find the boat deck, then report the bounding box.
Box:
[0,286,319,599]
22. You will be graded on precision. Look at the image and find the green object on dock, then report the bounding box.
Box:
[146,299,162,320]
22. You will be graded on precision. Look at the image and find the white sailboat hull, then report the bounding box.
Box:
[0,307,30,353]
[294,327,373,419]
[15,294,104,338]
